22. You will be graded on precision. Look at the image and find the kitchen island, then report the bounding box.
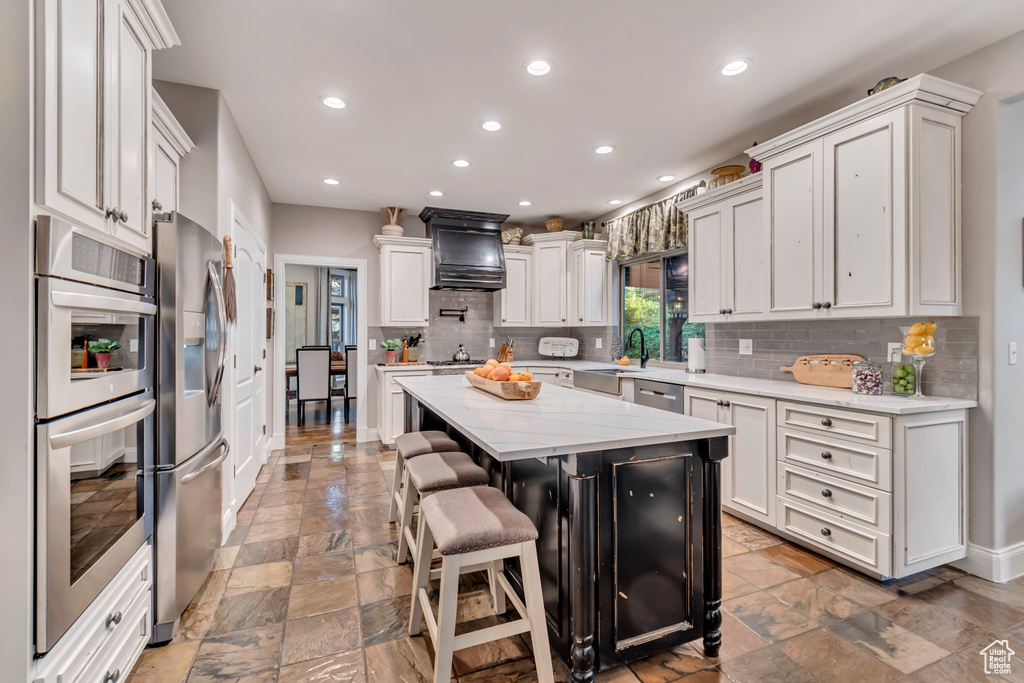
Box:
[395,375,735,682]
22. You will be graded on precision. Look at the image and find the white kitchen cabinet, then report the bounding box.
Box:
[569,241,610,326]
[37,0,178,255]
[751,74,979,321]
[377,368,433,446]
[373,236,432,327]
[678,175,765,323]
[684,388,776,526]
[494,246,532,327]
[533,240,568,326]
[150,89,194,216]
[526,367,559,385]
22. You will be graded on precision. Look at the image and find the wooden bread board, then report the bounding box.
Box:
[779,354,864,388]
[376,362,430,367]
[464,370,541,400]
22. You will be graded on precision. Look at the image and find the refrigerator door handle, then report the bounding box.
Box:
[47,399,155,450]
[181,438,230,485]
[207,261,228,406]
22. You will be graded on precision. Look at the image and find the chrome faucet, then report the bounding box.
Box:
[626,328,650,368]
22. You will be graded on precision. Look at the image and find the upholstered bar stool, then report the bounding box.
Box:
[409,486,553,683]
[396,451,489,564]
[389,430,460,524]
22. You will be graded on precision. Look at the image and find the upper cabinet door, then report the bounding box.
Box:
[687,207,725,322]
[764,141,823,318]
[497,250,531,326]
[581,248,609,326]
[533,241,567,326]
[109,1,151,253]
[37,0,109,231]
[823,110,906,317]
[380,243,430,326]
[728,195,766,320]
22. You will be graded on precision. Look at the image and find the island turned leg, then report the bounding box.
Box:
[702,436,728,658]
[568,466,598,683]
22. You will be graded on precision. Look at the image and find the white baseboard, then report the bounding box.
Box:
[954,540,1024,582]
[220,507,236,546]
[359,427,377,443]
[269,432,285,451]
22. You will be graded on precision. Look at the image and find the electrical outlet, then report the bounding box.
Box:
[596,338,603,349]
[739,339,753,355]
[888,342,903,363]
[489,338,495,348]
[369,338,376,348]
[129,338,138,353]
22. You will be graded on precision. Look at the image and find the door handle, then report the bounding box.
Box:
[254,365,263,373]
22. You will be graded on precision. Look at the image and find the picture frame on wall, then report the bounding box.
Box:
[266,307,275,339]
[266,268,275,301]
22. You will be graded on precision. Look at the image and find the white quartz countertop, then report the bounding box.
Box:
[394,374,734,461]
[377,360,976,415]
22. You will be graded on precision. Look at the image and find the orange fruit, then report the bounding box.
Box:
[498,362,512,369]
[482,366,495,379]
[491,366,511,381]
[485,359,499,367]
[508,373,521,382]
[519,372,532,381]
[473,367,484,376]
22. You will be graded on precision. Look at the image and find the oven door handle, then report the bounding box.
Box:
[51,290,156,316]
[47,399,155,450]
[181,437,230,485]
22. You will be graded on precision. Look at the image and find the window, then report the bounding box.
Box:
[621,252,704,362]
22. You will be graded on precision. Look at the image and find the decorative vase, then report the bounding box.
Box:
[381,224,404,237]
[386,350,398,363]
[95,352,111,369]
[581,221,596,239]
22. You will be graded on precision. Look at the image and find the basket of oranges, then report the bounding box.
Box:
[465,360,541,400]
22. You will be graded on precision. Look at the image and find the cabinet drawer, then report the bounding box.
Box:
[777,401,891,447]
[777,462,891,531]
[385,371,431,390]
[74,588,151,683]
[776,498,890,575]
[777,428,892,491]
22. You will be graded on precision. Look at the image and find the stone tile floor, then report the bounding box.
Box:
[128,428,1024,682]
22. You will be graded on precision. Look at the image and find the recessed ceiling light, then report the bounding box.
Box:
[320,96,346,109]
[720,59,749,76]
[525,59,552,76]
[452,159,471,168]
[607,199,622,205]
[518,200,532,206]
[429,190,444,197]
[594,145,615,155]
[323,178,340,185]
[481,120,503,132]
[657,174,676,182]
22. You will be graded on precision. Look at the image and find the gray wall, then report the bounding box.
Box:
[704,317,979,399]
[1,0,34,678]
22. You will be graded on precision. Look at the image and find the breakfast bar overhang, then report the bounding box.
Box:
[396,375,735,682]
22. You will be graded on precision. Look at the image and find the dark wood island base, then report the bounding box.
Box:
[405,395,729,681]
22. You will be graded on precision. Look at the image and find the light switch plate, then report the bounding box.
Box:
[489,338,495,347]
[739,339,753,355]
[369,338,377,348]
[596,338,603,349]
[130,338,138,353]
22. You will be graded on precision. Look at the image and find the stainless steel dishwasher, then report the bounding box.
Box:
[633,379,685,413]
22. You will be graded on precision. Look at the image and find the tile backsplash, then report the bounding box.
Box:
[704,317,978,399]
[369,290,616,364]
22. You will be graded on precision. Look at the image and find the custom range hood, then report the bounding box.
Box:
[419,207,509,291]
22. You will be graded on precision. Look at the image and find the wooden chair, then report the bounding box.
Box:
[295,347,331,426]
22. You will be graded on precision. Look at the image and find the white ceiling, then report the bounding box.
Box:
[154,0,1024,224]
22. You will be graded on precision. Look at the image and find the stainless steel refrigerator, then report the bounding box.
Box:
[152,212,230,643]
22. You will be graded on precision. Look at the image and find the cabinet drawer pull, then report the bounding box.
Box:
[821,418,833,427]
[821,488,833,498]
[105,611,123,628]
[722,400,730,407]
[820,451,833,460]
[725,308,733,315]
[820,527,832,537]
[104,669,121,683]
[812,302,822,309]
[719,308,726,315]
[715,399,723,406]
[822,301,832,309]
[502,318,506,322]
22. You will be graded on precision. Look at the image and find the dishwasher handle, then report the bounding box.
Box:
[639,388,677,400]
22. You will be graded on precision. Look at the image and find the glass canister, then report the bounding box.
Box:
[891,354,917,397]
[851,359,883,395]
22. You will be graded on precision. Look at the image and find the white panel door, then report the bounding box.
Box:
[687,208,725,322]
[683,389,721,423]
[533,242,567,326]
[497,251,531,326]
[765,141,823,318]
[37,0,109,232]
[387,387,407,444]
[109,0,150,254]
[582,249,608,326]
[722,392,776,525]
[381,245,429,325]
[823,110,906,317]
[231,222,267,517]
[728,196,766,320]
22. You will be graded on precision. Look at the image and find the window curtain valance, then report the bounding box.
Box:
[605,185,699,261]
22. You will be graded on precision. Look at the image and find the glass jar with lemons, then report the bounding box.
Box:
[895,321,937,398]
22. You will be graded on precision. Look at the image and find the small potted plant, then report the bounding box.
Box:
[380,339,401,363]
[88,339,121,369]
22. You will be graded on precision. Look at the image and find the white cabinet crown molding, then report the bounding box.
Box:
[568,238,609,252]
[521,230,582,246]
[747,74,981,163]
[675,174,763,214]
[372,235,432,249]
[152,88,194,157]
[125,0,180,49]
[502,244,533,254]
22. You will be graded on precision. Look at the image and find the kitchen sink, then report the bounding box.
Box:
[574,367,643,395]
